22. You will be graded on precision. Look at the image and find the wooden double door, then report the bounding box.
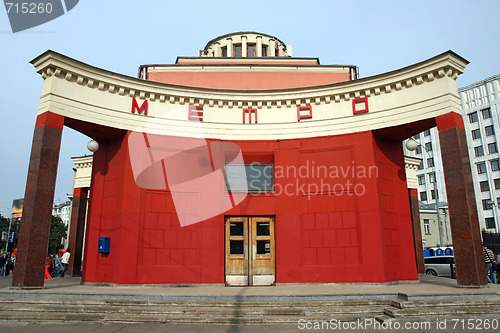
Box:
[225,217,275,286]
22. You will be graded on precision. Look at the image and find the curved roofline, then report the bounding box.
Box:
[202,31,287,52]
[32,49,467,95]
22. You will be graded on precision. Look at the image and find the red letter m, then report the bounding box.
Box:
[132,98,148,115]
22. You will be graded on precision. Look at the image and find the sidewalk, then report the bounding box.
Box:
[1,275,499,300]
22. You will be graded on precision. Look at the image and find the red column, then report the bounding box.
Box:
[67,187,89,276]
[409,189,425,274]
[436,112,487,287]
[12,112,64,289]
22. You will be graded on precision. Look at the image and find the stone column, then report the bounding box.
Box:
[12,111,64,289]
[436,112,487,287]
[67,187,89,276]
[268,39,276,57]
[409,189,425,274]
[256,36,262,57]
[226,38,233,57]
[241,36,247,57]
[213,42,221,57]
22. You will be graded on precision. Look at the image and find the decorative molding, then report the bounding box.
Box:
[30,50,468,140]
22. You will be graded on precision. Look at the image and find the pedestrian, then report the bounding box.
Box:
[494,253,500,284]
[483,245,497,284]
[44,254,54,279]
[0,253,6,276]
[60,248,71,277]
[4,254,13,276]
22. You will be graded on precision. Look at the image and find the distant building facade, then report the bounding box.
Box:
[52,201,71,226]
[405,74,500,233]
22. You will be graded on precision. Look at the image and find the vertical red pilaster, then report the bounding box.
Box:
[409,189,425,274]
[436,112,487,287]
[67,187,89,276]
[12,112,64,289]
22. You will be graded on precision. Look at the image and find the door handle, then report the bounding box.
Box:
[252,244,256,260]
[244,245,248,260]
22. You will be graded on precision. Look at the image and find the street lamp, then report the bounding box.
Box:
[87,139,99,152]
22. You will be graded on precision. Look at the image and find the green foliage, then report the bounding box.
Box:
[48,215,67,255]
[0,214,67,255]
[0,214,18,253]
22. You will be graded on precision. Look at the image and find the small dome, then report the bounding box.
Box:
[201,31,291,58]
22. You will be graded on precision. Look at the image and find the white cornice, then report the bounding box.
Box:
[32,50,467,109]
[31,50,468,140]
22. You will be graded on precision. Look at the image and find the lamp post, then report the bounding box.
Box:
[3,209,12,254]
[406,137,445,247]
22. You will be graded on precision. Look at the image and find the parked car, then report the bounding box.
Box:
[424,255,455,278]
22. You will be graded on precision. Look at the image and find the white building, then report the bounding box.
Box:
[405,74,500,233]
[52,201,71,226]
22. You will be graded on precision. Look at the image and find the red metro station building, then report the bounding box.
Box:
[13,32,487,288]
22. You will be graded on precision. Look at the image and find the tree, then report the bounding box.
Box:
[0,214,18,253]
[49,215,67,255]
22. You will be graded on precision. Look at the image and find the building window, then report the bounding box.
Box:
[488,142,498,154]
[225,163,273,192]
[425,142,433,152]
[427,157,434,168]
[485,217,496,229]
[495,178,500,189]
[482,108,491,119]
[420,191,428,201]
[480,180,490,192]
[417,161,424,170]
[486,125,495,136]
[261,45,267,57]
[416,145,422,154]
[477,162,487,174]
[424,129,431,137]
[247,44,255,57]
[491,159,500,171]
[418,175,425,185]
[469,112,478,123]
[234,44,242,57]
[474,146,484,157]
[431,189,437,200]
[423,219,431,235]
[222,47,227,57]
[482,199,493,210]
[429,172,436,183]
[472,129,481,140]
[415,133,420,140]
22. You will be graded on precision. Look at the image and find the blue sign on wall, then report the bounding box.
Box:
[98,237,110,254]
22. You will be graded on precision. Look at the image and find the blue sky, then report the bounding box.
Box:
[0,0,499,216]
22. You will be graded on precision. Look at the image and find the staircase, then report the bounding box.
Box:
[0,292,498,324]
[376,296,500,325]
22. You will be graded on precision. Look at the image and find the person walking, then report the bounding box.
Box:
[60,248,71,277]
[0,253,6,276]
[483,245,497,284]
[44,254,54,279]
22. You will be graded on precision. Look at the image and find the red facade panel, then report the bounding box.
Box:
[82,130,417,285]
[147,71,352,90]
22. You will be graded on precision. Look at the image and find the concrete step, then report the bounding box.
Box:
[391,299,500,309]
[0,303,388,316]
[0,295,390,323]
[376,314,500,328]
[0,309,376,324]
[0,298,389,307]
[384,305,500,318]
